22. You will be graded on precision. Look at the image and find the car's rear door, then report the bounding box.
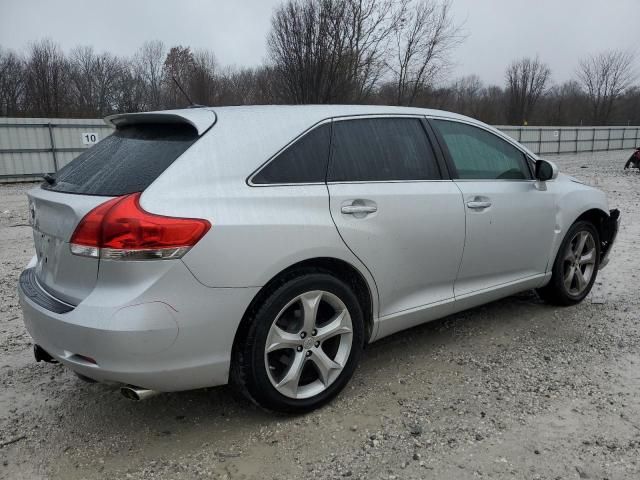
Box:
[327,116,465,318]
[428,118,556,297]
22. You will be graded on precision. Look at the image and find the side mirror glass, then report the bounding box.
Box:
[535,159,558,181]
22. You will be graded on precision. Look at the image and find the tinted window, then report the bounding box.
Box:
[252,124,331,184]
[328,118,440,182]
[432,120,530,180]
[44,124,198,196]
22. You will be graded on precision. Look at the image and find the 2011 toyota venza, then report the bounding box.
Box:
[18,106,620,412]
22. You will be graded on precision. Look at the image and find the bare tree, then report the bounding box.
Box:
[69,46,123,116]
[133,40,166,110]
[576,50,636,125]
[477,85,507,125]
[113,60,147,113]
[3,34,639,126]
[537,80,587,126]
[0,47,25,116]
[391,0,462,106]
[190,50,219,105]
[505,56,551,125]
[618,86,640,126]
[342,0,400,100]
[450,74,482,116]
[24,39,71,117]
[163,45,196,108]
[267,0,399,104]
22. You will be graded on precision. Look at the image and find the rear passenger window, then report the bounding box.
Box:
[44,124,198,196]
[432,120,531,180]
[328,118,440,182]
[252,124,331,184]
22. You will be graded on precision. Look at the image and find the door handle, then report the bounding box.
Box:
[466,201,492,209]
[341,205,378,215]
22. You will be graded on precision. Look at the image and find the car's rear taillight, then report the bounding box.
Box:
[69,193,211,260]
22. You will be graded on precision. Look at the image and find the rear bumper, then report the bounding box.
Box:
[18,261,259,392]
[599,209,620,269]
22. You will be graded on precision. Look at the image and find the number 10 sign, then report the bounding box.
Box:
[82,132,99,145]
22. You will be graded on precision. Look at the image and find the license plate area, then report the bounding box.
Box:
[33,229,60,277]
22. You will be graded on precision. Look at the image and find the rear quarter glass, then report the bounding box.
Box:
[43,124,199,196]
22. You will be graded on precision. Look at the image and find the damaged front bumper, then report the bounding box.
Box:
[599,209,620,269]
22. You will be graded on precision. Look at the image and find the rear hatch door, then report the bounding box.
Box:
[27,109,214,306]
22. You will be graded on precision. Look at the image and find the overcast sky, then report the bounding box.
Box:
[1,0,638,86]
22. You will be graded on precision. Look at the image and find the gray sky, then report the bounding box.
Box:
[1,0,638,86]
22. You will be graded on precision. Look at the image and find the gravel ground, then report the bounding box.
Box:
[1,150,639,480]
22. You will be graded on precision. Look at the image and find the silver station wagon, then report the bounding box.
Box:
[19,105,619,412]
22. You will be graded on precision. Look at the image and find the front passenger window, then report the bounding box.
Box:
[432,120,531,180]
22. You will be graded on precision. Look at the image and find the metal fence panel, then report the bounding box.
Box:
[0,117,114,182]
[1,118,640,182]
[498,126,640,156]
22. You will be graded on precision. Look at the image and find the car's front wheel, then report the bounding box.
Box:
[232,271,364,413]
[537,221,600,305]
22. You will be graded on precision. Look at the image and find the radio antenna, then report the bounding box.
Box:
[172,76,200,107]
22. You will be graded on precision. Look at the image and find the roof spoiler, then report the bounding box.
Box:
[104,108,216,136]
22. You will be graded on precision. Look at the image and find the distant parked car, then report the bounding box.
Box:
[18,106,619,412]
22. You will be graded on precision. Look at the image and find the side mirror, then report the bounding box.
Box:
[535,159,558,181]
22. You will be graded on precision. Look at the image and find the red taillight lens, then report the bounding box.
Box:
[70,193,211,260]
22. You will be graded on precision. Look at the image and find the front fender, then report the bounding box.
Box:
[547,179,610,271]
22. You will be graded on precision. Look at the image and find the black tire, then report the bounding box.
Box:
[231,270,364,413]
[537,221,600,306]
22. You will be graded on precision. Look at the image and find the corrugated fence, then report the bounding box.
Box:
[499,125,640,155]
[1,117,639,182]
[0,117,114,183]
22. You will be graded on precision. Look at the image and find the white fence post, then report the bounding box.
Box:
[47,122,58,172]
[557,128,562,154]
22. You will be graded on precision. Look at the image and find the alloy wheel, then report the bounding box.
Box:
[563,230,597,296]
[264,290,353,399]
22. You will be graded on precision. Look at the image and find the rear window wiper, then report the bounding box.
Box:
[43,173,56,185]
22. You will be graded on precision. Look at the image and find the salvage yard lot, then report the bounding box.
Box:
[1,150,639,480]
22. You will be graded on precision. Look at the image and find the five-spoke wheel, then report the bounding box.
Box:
[562,230,597,296]
[232,271,364,412]
[538,221,600,305]
[265,291,353,399]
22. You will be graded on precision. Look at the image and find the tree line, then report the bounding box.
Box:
[0,0,638,126]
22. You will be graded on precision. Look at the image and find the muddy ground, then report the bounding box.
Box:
[1,150,639,480]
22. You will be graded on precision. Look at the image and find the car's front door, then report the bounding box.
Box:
[327,116,465,318]
[429,118,557,296]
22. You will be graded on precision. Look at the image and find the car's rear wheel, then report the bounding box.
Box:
[537,221,600,306]
[232,271,364,413]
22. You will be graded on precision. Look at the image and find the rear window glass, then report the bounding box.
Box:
[43,124,198,196]
[252,123,331,184]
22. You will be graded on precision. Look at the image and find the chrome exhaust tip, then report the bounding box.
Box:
[120,385,160,401]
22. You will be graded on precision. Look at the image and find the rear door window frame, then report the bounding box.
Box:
[326,114,448,184]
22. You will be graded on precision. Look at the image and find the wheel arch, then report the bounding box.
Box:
[548,207,614,270]
[231,257,377,360]
[574,208,609,239]
[575,207,619,263]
